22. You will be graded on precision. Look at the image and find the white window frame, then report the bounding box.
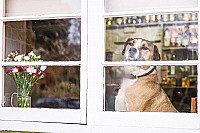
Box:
[0,0,87,124]
[88,0,200,130]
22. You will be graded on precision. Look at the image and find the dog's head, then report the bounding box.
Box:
[122,38,160,61]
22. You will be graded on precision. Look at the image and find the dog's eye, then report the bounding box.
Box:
[128,43,134,46]
[142,46,149,50]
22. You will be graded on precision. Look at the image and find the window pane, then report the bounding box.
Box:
[105,66,197,113]
[4,66,80,109]
[105,0,198,13]
[5,19,81,61]
[5,0,80,17]
[105,13,198,61]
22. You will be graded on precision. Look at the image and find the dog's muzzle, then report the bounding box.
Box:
[128,47,137,58]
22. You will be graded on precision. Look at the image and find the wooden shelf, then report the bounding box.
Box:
[161,85,197,89]
[162,46,198,50]
[106,20,198,29]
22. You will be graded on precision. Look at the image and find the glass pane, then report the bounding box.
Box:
[105,0,198,13]
[5,0,80,17]
[4,66,80,109]
[105,66,197,113]
[105,13,198,61]
[5,18,81,61]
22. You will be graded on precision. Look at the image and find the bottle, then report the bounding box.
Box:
[150,15,156,23]
[176,27,183,47]
[171,66,175,75]
[163,14,169,22]
[116,18,122,25]
[127,17,132,24]
[171,50,176,60]
[191,13,197,21]
[156,15,162,22]
[186,77,190,87]
[184,13,191,21]
[171,77,176,86]
[170,14,175,22]
[122,17,127,25]
[107,18,112,26]
[182,25,190,47]
[190,25,198,46]
[163,52,168,60]
[176,13,184,21]
[132,16,137,24]
[182,77,186,87]
[138,16,142,24]
[145,15,150,23]
[164,28,171,47]
[170,26,176,47]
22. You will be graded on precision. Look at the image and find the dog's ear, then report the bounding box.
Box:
[122,38,134,55]
[153,45,160,61]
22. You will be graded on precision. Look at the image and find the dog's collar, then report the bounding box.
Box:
[124,66,156,79]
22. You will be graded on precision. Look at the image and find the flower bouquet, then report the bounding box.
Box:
[5,50,47,107]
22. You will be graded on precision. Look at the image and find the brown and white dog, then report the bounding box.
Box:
[115,38,178,112]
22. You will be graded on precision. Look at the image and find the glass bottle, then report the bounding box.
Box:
[182,25,190,47]
[176,27,183,47]
[164,28,170,47]
[170,26,176,47]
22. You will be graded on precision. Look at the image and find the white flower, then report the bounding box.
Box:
[27,66,37,74]
[12,68,18,73]
[14,55,23,62]
[28,51,35,56]
[24,56,30,61]
[40,66,47,71]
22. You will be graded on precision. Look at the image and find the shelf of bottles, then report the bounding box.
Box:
[106,13,198,28]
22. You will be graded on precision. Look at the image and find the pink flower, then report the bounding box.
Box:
[40,66,47,71]
[35,72,40,76]
[11,68,18,73]
[14,55,23,62]
[5,57,11,61]
[28,51,35,56]
[27,66,37,74]
[41,70,46,77]
[24,66,29,69]
[17,50,20,53]
[24,56,30,61]
[6,70,11,74]
[17,66,23,73]
[12,51,15,53]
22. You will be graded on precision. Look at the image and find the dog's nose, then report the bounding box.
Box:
[129,47,137,53]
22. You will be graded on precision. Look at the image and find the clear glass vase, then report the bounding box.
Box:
[11,92,31,108]
[18,95,31,107]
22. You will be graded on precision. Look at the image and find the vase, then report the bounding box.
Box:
[11,92,31,107]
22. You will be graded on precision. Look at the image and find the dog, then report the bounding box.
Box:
[115,38,178,112]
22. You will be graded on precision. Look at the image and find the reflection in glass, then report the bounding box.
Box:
[105,66,197,113]
[5,18,81,61]
[105,13,198,61]
[4,66,80,109]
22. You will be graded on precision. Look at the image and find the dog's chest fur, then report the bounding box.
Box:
[115,66,156,111]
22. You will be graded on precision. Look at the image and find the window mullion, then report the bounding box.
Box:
[102,60,199,66]
[2,61,81,66]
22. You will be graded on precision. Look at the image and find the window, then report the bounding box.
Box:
[0,0,87,124]
[105,13,198,113]
[88,0,200,129]
[1,0,200,132]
